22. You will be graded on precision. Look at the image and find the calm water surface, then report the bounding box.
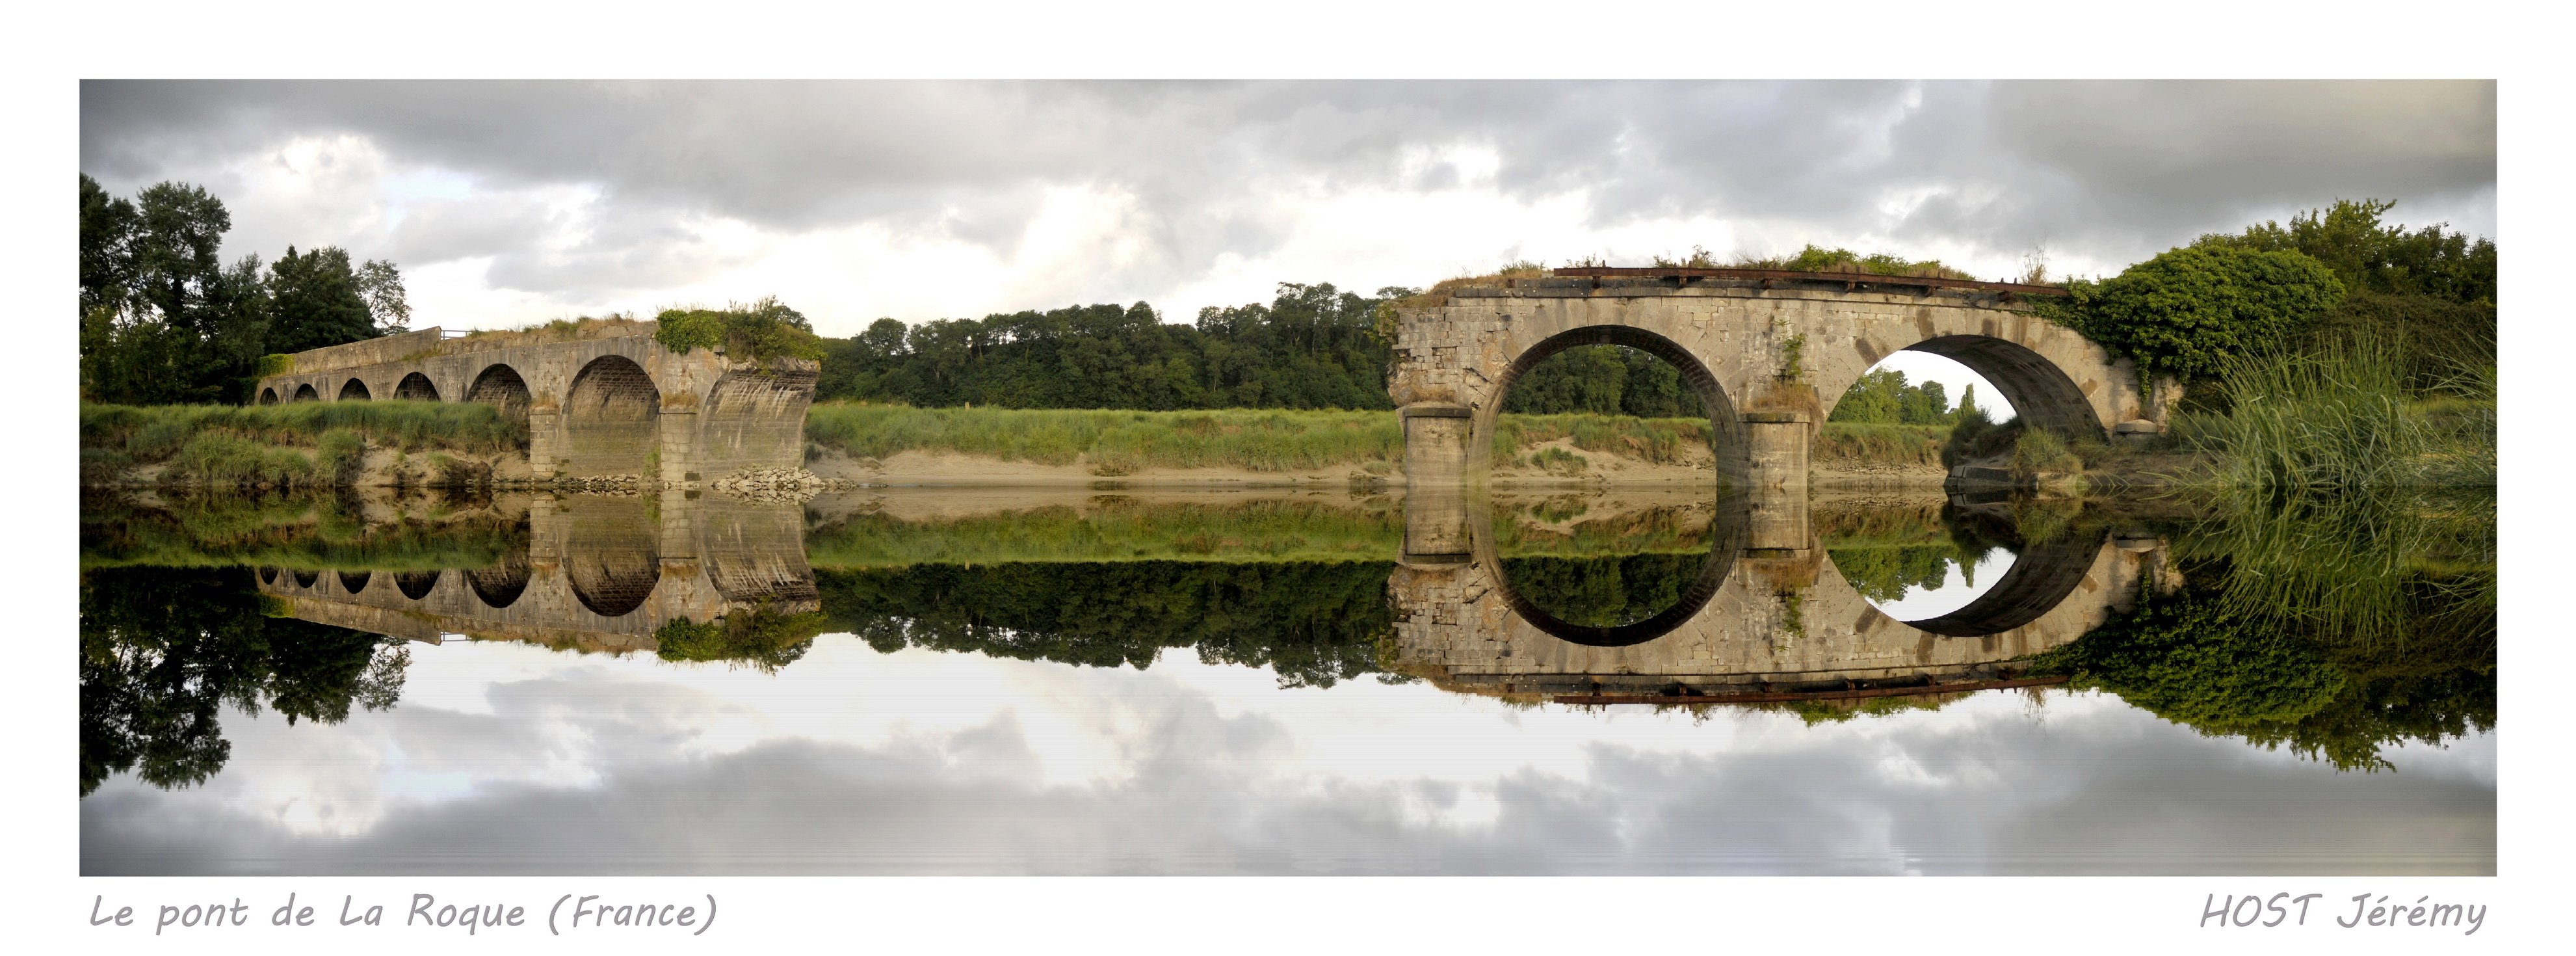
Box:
[77,485,2496,874]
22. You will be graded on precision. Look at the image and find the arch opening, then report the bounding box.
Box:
[1489,494,1749,648]
[466,364,532,420]
[338,378,371,401]
[1897,336,2100,439]
[291,569,319,589]
[394,372,441,402]
[257,566,278,585]
[258,388,279,406]
[568,552,661,618]
[562,355,661,477]
[394,570,442,600]
[337,570,372,594]
[466,557,530,609]
[291,384,319,403]
[1479,325,1741,481]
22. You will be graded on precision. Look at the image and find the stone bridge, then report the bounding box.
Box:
[1391,269,2178,487]
[252,322,818,483]
[258,494,817,653]
[1387,485,2175,702]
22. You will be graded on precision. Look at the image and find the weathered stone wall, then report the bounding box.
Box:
[253,323,817,483]
[259,493,817,652]
[1391,278,2161,486]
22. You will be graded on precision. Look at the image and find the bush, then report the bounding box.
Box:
[653,297,826,364]
[2045,245,2345,382]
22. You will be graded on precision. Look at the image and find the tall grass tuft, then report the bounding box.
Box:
[2190,339,2436,490]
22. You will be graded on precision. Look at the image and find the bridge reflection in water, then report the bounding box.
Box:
[256,493,817,653]
[1388,485,2177,705]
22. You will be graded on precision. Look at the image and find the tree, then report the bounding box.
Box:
[265,246,380,354]
[355,258,411,335]
[2196,198,2497,305]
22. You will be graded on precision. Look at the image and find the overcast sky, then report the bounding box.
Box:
[83,635,2493,875]
[81,80,2495,343]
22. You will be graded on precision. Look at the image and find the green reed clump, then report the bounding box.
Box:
[804,403,1405,474]
[2183,338,2492,490]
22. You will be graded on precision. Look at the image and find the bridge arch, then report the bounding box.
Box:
[338,378,371,401]
[1884,533,2106,636]
[561,355,661,477]
[258,387,279,406]
[292,383,319,403]
[337,570,373,594]
[291,569,319,589]
[1473,325,1744,480]
[466,364,531,419]
[1473,496,1750,648]
[394,372,441,402]
[1826,334,2103,440]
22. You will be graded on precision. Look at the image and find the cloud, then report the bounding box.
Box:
[78,80,2496,325]
[80,642,2495,875]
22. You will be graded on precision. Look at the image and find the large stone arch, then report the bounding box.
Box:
[1479,495,1750,648]
[1824,334,2105,440]
[394,372,441,402]
[338,378,372,401]
[337,570,373,594]
[563,502,662,618]
[467,557,530,609]
[1470,324,1744,481]
[560,355,661,477]
[395,569,443,600]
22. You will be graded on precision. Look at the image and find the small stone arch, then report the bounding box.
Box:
[292,384,320,403]
[568,551,661,618]
[337,570,373,594]
[258,387,279,406]
[467,364,532,419]
[562,354,662,477]
[257,566,278,585]
[339,378,372,401]
[291,569,319,589]
[466,557,530,609]
[394,372,441,402]
[395,569,443,600]
[1477,325,1744,479]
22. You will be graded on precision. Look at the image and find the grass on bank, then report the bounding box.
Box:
[83,401,525,488]
[80,492,525,571]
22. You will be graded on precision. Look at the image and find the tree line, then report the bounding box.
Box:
[81,175,412,405]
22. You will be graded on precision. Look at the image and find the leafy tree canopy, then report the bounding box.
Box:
[2047,244,2344,382]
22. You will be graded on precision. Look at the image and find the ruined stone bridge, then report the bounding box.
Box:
[1391,269,2178,488]
[252,322,817,483]
[1387,485,2174,700]
[258,494,817,653]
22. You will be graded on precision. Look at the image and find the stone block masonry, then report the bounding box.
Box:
[253,321,819,485]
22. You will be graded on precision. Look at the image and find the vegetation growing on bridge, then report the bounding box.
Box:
[653,297,828,364]
[653,605,833,674]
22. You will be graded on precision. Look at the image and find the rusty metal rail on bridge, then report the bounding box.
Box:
[1552,675,2070,707]
[1543,266,2072,298]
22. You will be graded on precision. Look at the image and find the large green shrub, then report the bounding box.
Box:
[2046,245,2343,382]
[653,297,826,364]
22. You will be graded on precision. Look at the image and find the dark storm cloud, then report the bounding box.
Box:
[79,80,2495,294]
[79,672,2494,876]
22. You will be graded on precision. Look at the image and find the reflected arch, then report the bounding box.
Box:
[291,569,319,588]
[338,378,371,401]
[394,372,440,402]
[1472,325,1742,479]
[337,570,372,594]
[467,558,530,609]
[1481,496,1750,648]
[562,355,661,477]
[1891,533,2108,637]
[395,570,442,600]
